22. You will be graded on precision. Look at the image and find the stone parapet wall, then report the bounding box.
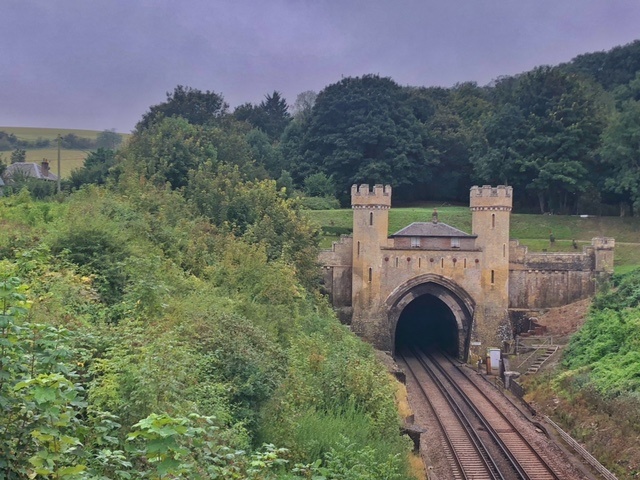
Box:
[509,270,596,309]
[508,237,614,309]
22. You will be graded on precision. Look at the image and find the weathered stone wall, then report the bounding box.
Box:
[318,236,353,309]
[508,238,614,309]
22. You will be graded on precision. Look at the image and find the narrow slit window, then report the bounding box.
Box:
[441,258,444,268]
[491,270,495,284]
[491,213,496,229]
[395,257,399,268]
[418,258,422,268]
[464,258,467,268]
[368,267,372,283]
[503,243,506,258]
[357,241,360,257]
[369,212,374,226]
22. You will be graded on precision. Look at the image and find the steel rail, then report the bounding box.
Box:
[423,349,561,480]
[400,349,504,480]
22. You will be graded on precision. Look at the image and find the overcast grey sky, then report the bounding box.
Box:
[2,0,640,133]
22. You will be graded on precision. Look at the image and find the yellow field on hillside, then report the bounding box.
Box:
[1,126,129,178]
[0,126,101,140]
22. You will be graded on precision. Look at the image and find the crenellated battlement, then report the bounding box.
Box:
[351,184,392,208]
[469,185,513,210]
[592,237,615,250]
[470,185,513,198]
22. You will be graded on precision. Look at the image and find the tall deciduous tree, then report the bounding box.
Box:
[233,91,291,141]
[136,85,228,131]
[600,100,640,213]
[68,148,117,188]
[291,90,317,121]
[10,148,25,164]
[474,67,608,213]
[299,75,428,201]
[96,129,122,150]
[124,117,217,189]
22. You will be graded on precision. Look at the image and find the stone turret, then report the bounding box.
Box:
[351,184,391,336]
[592,237,615,273]
[470,185,513,349]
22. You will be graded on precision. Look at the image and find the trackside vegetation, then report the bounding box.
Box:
[0,188,414,476]
[519,269,640,478]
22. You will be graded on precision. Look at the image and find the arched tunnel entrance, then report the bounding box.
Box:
[395,294,459,356]
[386,276,475,361]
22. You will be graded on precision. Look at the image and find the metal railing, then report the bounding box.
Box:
[515,335,554,370]
[544,416,618,480]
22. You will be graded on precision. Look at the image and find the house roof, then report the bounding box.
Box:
[391,221,475,238]
[4,162,58,181]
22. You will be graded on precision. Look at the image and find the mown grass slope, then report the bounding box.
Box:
[305,207,640,272]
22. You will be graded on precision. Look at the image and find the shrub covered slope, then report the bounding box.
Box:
[0,180,413,478]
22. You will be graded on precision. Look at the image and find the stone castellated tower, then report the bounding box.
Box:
[470,185,513,348]
[351,184,391,337]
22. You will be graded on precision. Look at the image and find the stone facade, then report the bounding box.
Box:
[319,184,614,360]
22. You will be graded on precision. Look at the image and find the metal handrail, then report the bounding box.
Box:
[545,416,618,480]
[516,336,553,369]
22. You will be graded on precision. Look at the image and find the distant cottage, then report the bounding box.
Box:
[3,160,58,183]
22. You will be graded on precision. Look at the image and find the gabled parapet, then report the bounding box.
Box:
[469,185,513,210]
[351,184,392,208]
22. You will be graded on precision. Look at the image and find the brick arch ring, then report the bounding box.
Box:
[385,274,476,360]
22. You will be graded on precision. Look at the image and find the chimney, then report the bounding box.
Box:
[41,159,49,177]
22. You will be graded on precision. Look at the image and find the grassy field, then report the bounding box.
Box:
[305,207,640,272]
[0,127,128,178]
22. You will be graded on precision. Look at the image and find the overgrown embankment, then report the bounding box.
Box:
[0,182,415,478]
[523,270,640,479]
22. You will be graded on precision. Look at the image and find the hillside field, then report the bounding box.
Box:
[0,126,128,177]
[305,207,640,273]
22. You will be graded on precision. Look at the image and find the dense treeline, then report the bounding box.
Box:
[8,40,640,214]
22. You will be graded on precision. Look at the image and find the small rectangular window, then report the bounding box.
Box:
[451,238,460,248]
[411,237,420,248]
[491,270,495,284]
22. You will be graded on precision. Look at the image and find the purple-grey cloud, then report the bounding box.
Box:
[1,0,639,132]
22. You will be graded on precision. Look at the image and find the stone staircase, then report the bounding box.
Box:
[515,317,558,375]
[524,345,558,375]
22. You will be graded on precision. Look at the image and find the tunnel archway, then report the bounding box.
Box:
[386,275,475,360]
[395,294,459,355]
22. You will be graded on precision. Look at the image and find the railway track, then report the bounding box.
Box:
[400,347,562,479]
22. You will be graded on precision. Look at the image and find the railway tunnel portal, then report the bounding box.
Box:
[318,184,614,361]
[388,277,474,360]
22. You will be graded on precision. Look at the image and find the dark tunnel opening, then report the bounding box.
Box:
[394,294,459,356]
